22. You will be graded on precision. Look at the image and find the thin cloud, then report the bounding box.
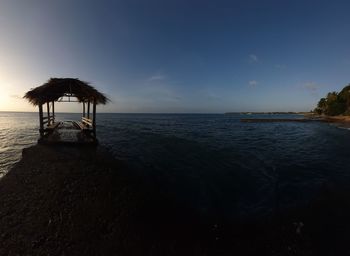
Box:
[144,72,182,102]
[148,74,165,81]
[301,81,324,97]
[207,94,221,101]
[303,82,321,92]
[248,54,258,63]
[141,78,182,103]
[10,94,22,99]
[248,80,258,87]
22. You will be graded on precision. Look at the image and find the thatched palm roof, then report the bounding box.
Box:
[24,78,109,105]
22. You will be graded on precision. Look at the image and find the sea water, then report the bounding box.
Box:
[1,112,350,218]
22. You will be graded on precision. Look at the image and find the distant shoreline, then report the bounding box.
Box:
[225,111,308,115]
[237,112,350,126]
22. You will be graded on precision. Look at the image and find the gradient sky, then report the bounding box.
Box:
[1,0,350,113]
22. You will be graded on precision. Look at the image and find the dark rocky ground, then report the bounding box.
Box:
[0,144,350,255]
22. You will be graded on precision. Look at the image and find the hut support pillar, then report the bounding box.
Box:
[87,100,90,119]
[92,99,96,138]
[83,102,86,118]
[52,101,55,123]
[47,102,50,126]
[39,104,44,137]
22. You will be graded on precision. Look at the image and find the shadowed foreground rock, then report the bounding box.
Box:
[1,145,350,255]
[0,145,207,255]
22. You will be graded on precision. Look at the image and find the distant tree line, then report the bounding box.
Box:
[314,84,350,116]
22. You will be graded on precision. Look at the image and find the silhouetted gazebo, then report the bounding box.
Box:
[24,78,108,144]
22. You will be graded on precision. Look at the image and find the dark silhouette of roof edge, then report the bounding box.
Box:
[24,78,109,105]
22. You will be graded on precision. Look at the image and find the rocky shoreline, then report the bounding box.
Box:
[0,145,209,255]
[1,144,350,255]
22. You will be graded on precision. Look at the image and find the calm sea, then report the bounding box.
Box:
[1,112,350,219]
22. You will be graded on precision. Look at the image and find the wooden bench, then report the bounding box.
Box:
[44,121,61,132]
[43,116,55,125]
[74,121,90,131]
[81,117,93,127]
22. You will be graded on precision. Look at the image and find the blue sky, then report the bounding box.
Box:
[0,0,350,113]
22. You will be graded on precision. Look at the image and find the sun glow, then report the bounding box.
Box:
[0,78,91,113]
[0,80,30,112]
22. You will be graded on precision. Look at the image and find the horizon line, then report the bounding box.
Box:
[0,110,309,114]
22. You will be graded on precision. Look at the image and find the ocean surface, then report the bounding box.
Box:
[1,112,350,219]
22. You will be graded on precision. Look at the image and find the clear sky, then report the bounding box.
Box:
[1,0,350,113]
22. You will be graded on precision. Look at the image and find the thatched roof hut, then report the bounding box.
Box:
[24,78,108,105]
[24,78,108,143]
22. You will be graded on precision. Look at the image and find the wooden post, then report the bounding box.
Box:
[47,102,50,126]
[52,101,55,123]
[92,98,96,138]
[39,104,44,137]
[83,101,85,118]
[87,100,90,119]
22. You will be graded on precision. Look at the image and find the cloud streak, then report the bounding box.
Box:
[302,81,322,92]
[248,54,258,63]
[10,94,22,100]
[300,81,324,97]
[148,74,166,81]
[248,80,258,87]
[140,73,183,104]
